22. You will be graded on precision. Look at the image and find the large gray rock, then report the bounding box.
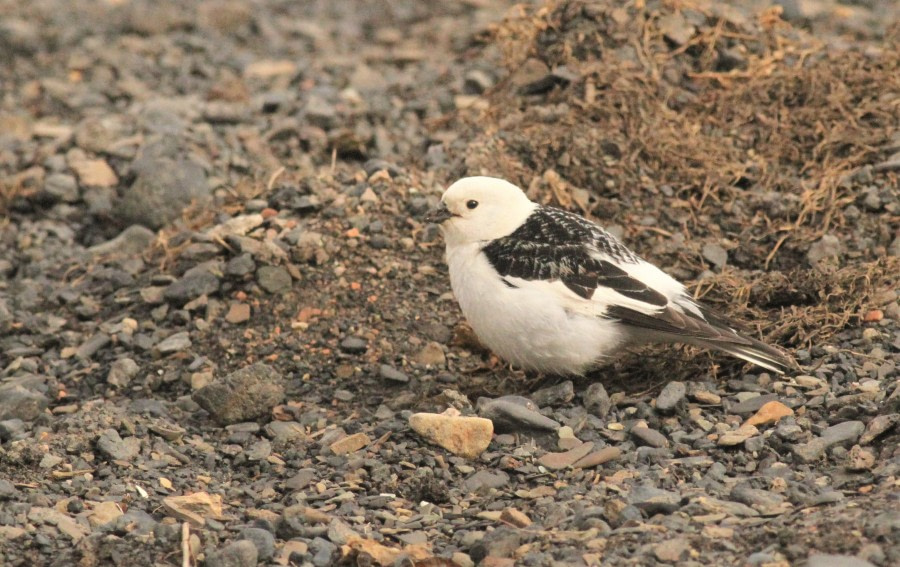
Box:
[118,136,210,229]
[193,363,285,424]
[0,385,49,421]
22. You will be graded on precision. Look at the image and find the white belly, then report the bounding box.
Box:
[446,244,623,374]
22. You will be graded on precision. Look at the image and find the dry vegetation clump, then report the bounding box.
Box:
[458,0,900,351]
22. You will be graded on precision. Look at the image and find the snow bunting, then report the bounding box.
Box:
[425,176,790,375]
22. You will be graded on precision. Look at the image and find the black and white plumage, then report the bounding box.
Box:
[426,176,790,375]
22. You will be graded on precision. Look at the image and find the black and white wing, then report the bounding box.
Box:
[482,206,790,373]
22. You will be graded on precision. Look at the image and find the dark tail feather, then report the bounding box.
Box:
[696,336,792,375]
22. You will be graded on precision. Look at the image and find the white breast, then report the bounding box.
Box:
[445,243,624,374]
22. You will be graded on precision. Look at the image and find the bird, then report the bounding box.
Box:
[424,176,791,376]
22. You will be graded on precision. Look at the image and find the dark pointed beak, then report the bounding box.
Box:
[424,202,453,224]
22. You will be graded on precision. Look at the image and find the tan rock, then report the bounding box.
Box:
[500,508,531,528]
[718,424,759,446]
[162,492,224,527]
[538,442,594,470]
[414,342,446,367]
[329,432,371,455]
[88,501,123,527]
[225,302,251,324]
[70,157,118,187]
[409,412,493,459]
[744,401,794,427]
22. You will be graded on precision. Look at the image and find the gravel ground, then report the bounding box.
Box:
[1,1,898,566]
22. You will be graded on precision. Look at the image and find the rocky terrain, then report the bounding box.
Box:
[0,1,898,566]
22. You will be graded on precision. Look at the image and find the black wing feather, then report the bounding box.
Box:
[482,207,668,306]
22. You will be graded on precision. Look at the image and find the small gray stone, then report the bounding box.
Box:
[0,385,49,421]
[193,363,285,424]
[0,479,20,500]
[730,485,787,515]
[583,382,611,418]
[339,336,367,353]
[164,270,220,304]
[631,426,669,448]
[107,358,140,387]
[807,554,875,567]
[656,382,686,413]
[820,420,865,447]
[629,486,682,515]
[531,380,575,407]
[43,173,79,203]
[379,364,409,383]
[239,528,275,561]
[310,537,337,567]
[256,266,292,294]
[807,234,842,265]
[226,254,256,277]
[96,429,141,461]
[205,540,258,567]
[477,398,560,433]
[119,137,210,229]
[76,333,111,359]
[89,225,156,256]
[326,518,358,545]
[792,437,828,463]
[0,419,26,441]
[155,332,192,354]
[702,243,728,269]
[728,394,778,414]
[463,470,509,493]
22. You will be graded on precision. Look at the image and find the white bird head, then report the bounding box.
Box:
[425,176,537,246]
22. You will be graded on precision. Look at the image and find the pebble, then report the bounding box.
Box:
[339,336,367,353]
[164,269,221,304]
[463,470,509,493]
[414,341,446,367]
[226,254,256,277]
[499,508,531,528]
[631,426,670,448]
[119,141,210,229]
[96,429,141,461]
[329,432,371,455]
[162,492,224,527]
[702,243,728,269]
[629,486,682,515]
[859,413,898,444]
[656,381,686,413]
[0,385,49,421]
[531,380,574,406]
[477,397,560,433]
[573,446,622,469]
[653,537,693,563]
[76,333,111,359]
[205,540,258,567]
[744,400,794,427]
[88,501,124,528]
[225,302,251,324]
[730,485,788,516]
[583,382,611,417]
[807,555,875,567]
[728,394,778,414]
[409,412,493,459]
[193,363,285,424]
[107,357,141,387]
[807,234,843,265]
[256,265,292,294]
[538,441,594,470]
[847,444,876,471]
[89,225,156,256]
[155,331,192,354]
[379,364,409,383]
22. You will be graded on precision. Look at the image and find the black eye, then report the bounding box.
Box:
[466,200,479,210]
